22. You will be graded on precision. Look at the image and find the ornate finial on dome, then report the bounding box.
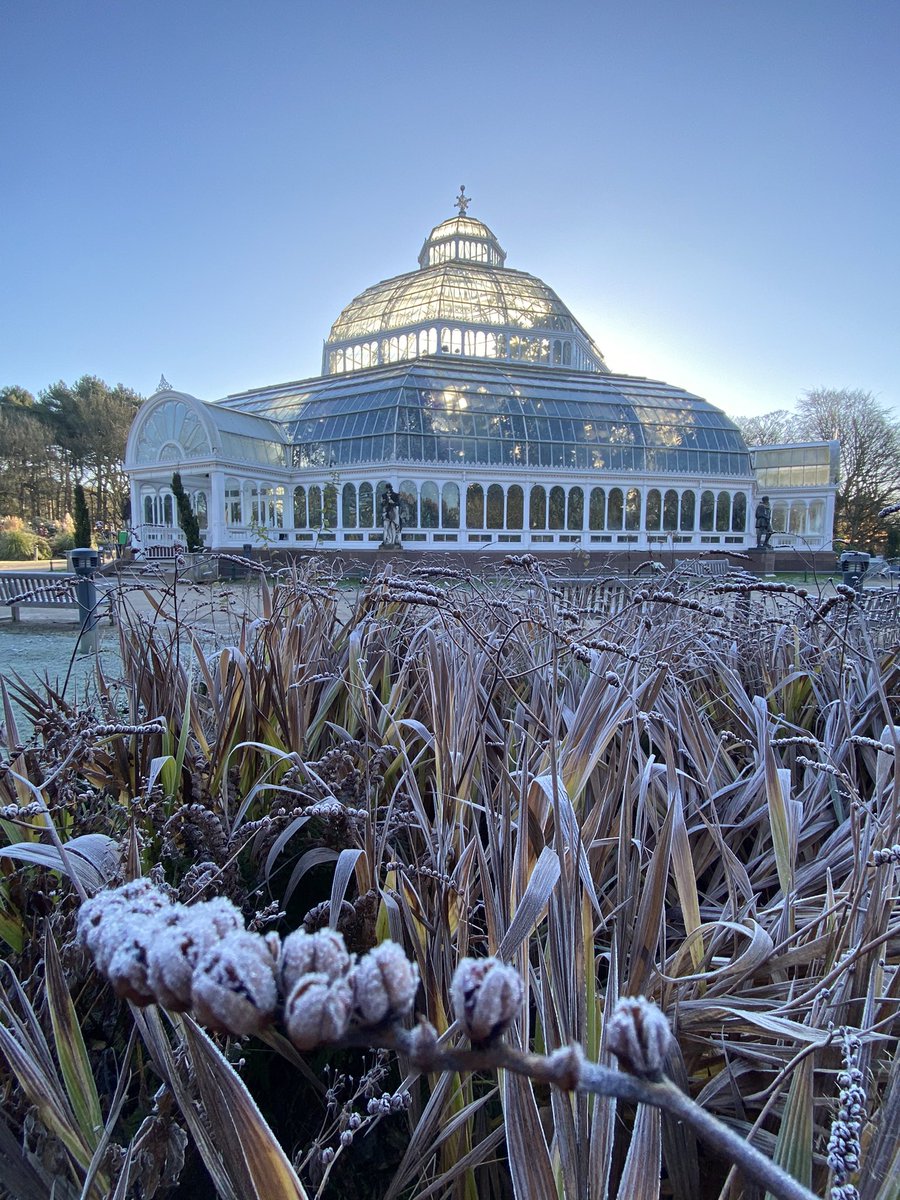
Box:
[454,185,471,216]
[157,374,171,392]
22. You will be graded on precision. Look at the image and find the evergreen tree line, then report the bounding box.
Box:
[0,377,143,532]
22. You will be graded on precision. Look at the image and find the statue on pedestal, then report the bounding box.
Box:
[381,485,403,548]
[755,495,773,550]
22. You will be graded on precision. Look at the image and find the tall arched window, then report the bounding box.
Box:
[358,483,374,528]
[680,491,695,531]
[529,486,546,530]
[716,491,731,532]
[646,489,662,531]
[294,486,307,529]
[143,496,153,524]
[548,486,565,530]
[507,485,524,529]
[625,488,641,531]
[163,495,174,525]
[567,487,584,530]
[731,492,747,532]
[323,484,338,530]
[466,483,484,528]
[342,483,357,528]
[420,481,439,528]
[399,480,418,528]
[486,484,504,529]
[699,490,715,532]
[772,502,788,532]
[194,491,208,529]
[309,485,323,529]
[663,489,678,531]
[441,483,460,527]
[607,488,624,530]
[589,488,606,530]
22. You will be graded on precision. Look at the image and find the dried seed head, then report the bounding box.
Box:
[284,972,353,1049]
[606,996,672,1079]
[146,906,229,1011]
[192,930,278,1035]
[451,957,523,1044]
[105,914,162,1005]
[353,941,419,1026]
[280,928,352,995]
[117,878,173,917]
[190,896,245,938]
[77,889,128,955]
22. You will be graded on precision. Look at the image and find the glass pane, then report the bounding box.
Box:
[699,490,714,531]
[507,484,524,529]
[420,481,439,528]
[646,489,662,532]
[342,483,357,528]
[663,489,678,531]
[608,488,623,530]
[548,486,565,530]
[441,482,460,528]
[309,485,322,529]
[324,484,338,529]
[399,480,418,527]
[589,487,605,530]
[529,485,546,530]
[466,483,484,529]
[625,488,641,531]
[567,486,584,530]
[487,484,504,529]
[680,491,695,530]
[731,492,746,532]
[716,491,730,532]
[359,482,374,527]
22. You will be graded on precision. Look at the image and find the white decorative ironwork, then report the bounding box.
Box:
[454,185,471,216]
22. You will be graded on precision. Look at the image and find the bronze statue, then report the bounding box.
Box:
[755,495,773,550]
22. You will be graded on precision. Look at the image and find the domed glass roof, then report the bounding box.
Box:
[216,357,751,477]
[323,198,608,376]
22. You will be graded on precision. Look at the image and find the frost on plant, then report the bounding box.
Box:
[353,941,419,1026]
[285,972,354,1049]
[451,957,523,1044]
[192,930,279,1035]
[606,996,672,1079]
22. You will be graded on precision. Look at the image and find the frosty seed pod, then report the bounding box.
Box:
[191,930,278,1035]
[76,889,129,956]
[605,996,672,1079]
[284,971,353,1050]
[190,896,245,938]
[451,957,523,1044]
[116,878,173,917]
[146,908,220,1010]
[353,941,419,1026]
[105,913,164,1005]
[280,928,352,995]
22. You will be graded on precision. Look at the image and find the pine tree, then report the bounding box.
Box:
[73,482,92,547]
[171,472,202,551]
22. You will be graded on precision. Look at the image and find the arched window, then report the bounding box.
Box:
[358,483,374,527]
[342,483,357,528]
[663,489,678,531]
[680,491,695,531]
[529,485,546,530]
[589,488,606,530]
[772,502,788,533]
[143,495,153,524]
[646,489,662,531]
[323,484,337,529]
[607,488,624,530]
[731,492,747,532]
[507,485,524,529]
[399,480,418,528]
[294,486,307,528]
[194,491,208,529]
[548,486,565,530]
[625,488,641,531]
[716,491,731,532]
[567,487,584,530]
[808,500,825,535]
[487,484,504,529]
[789,502,805,534]
[163,495,174,526]
[441,482,460,528]
[309,485,323,529]
[466,483,484,528]
[699,490,715,531]
[420,481,439,528]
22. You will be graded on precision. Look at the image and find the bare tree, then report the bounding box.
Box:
[794,388,900,548]
[731,408,794,447]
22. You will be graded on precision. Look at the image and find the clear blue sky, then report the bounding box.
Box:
[2,0,898,421]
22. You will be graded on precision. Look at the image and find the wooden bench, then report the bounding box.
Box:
[0,572,112,623]
[675,558,731,578]
[554,577,636,616]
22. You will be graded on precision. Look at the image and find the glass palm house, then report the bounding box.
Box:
[125,194,837,556]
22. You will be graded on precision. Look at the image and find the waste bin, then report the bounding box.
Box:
[67,548,101,654]
[839,551,870,591]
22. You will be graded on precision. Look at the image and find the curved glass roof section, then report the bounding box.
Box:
[215,359,752,477]
[324,207,608,376]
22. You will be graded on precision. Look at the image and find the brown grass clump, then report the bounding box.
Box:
[0,560,898,1199]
